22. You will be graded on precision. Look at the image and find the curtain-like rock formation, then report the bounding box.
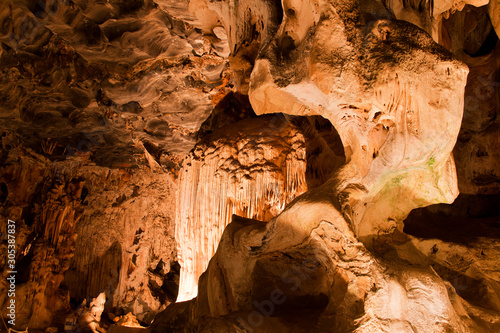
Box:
[176,115,308,301]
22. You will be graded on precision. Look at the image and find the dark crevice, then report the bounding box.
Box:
[273,0,284,25]
[278,35,296,60]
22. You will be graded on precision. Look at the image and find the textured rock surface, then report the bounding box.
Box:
[489,0,500,38]
[63,165,178,324]
[176,115,308,301]
[0,0,500,331]
[382,1,500,198]
[0,142,178,327]
[152,193,500,331]
[442,4,500,196]
[0,0,233,161]
[0,0,229,328]
[150,0,500,332]
[246,0,468,246]
[0,147,83,329]
[176,96,346,301]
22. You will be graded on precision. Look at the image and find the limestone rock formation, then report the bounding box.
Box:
[442,4,500,196]
[0,143,179,328]
[176,94,346,302]
[78,292,107,333]
[176,114,308,302]
[489,0,500,38]
[63,164,178,324]
[0,147,83,328]
[0,0,499,331]
[0,0,228,328]
[215,0,469,247]
[150,0,499,332]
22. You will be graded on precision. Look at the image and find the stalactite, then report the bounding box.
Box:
[40,177,84,249]
[176,116,308,301]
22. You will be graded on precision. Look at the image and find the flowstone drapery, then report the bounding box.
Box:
[175,115,308,302]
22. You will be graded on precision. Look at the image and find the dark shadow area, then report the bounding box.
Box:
[65,241,122,312]
[431,261,500,311]
[197,91,256,140]
[251,251,331,318]
[0,182,7,204]
[465,27,498,57]
[15,244,33,285]
[163,261,181,301]
[404,193,500,243]
[148,260,180,305]
[278,35,296,60]
[463,7,498,58]
[285,115,346,189]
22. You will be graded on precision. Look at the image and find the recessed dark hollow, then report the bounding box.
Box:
[278,35,296,59]
[0,182,7,204]
[464,27,498,57]
[404,193,500,243]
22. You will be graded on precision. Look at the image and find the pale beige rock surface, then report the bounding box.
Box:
[247,0,468,246]
[489,0,500,37]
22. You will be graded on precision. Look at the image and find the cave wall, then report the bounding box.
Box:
[0,0,230,327]
[0,142,179,327]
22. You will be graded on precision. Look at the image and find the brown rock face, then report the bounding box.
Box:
[63,166,177,324]
[0,0,229,328]
[0,144,178,327]
[0,148,80,329]
[442,5,500,196]
[175,112,345,302]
